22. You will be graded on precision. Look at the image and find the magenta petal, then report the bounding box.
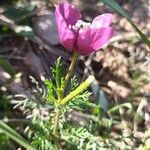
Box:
[55,3,81,50]
[77,27,114,55]
[55,13,75,50]
[92,13,113,28]
[55,3,81,26]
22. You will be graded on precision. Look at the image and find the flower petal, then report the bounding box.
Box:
[55,14,76,50]
[76,27,114,55]
[55,2,81,26]
[55,3,81,50]
[92,13,113,28]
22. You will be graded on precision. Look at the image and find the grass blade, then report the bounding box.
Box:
[108,102,132,113]
[101,0,150,47]
[0,120,35,150]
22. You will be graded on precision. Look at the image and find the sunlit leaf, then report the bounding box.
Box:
[108,102,132,113]
[4,4,35,21]
[14,25,34,37]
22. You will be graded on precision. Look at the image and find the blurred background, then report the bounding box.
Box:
[0,0,149,149]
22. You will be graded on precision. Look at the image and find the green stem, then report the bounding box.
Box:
[60,75,95,105]
[53,109,61,137]
[63,52,78,92]
[53,52,78,138]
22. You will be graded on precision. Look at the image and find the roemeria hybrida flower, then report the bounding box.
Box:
[55,3,114,55]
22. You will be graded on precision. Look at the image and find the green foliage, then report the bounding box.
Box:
[45,79,57,103]
[4,4,35,22]
[108,102,132,114]
[14,25,34,37]
[14,58,104,149]
[0,133,9,149]
[51,57,64,87]
[0,57,15,76]
[26,116,56,150]
[143,129,150,150]
[10,57,95,149]
[2,57,145,149]
[68,91,91,111]
[0,120,35,150]
[70,76,79,91]
[51,57,65,98]
[60,76,94,105]
[0,3,35,38]
[62,126,103,149]
[0,94,12,119]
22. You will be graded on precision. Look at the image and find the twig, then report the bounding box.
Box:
[0,14,17,31]
[0,55,25,60]
[110,32,138,43]
[31,36,69,59]
[3,118,28,123]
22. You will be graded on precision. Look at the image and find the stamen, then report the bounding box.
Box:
[68,25,72,29]
[69,20,91,31]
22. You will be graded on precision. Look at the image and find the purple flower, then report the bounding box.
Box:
[55,3,115,55]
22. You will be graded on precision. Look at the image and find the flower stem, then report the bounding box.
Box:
[60,75,95,105]
[63,52,78,91]
[53,108,61,137]
[53,52,78,137]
